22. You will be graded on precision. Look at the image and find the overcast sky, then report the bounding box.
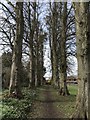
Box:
[43,42,78,79]
[43,41,52,79]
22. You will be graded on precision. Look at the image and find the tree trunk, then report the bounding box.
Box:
[36,17,41,86]
[59,3,70,96]
[39,34,44,86]
[49,2,53,85]
[29,2,36,88]
[72,2,90,119]
[9,2,24,98]
[87,3,90,119]
[51,2,58,87]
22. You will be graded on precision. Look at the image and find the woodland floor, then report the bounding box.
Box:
[29,85,77,119]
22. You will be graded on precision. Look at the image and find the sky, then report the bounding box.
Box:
[43,43,78,79]
[43,41,52,79]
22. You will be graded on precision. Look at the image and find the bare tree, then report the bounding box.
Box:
[23,2,46,87]
[9,2,24,98]
[59,2,70,95]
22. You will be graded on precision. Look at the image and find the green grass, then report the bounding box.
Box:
[68,84,78,95]
[1,87,36,119]
[52,84,78,118]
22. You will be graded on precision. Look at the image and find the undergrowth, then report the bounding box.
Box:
[1,88,36,120]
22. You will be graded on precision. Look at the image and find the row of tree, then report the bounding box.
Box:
[0,1,90,119]
[47,2,76,95]
[0,2,47,97]
[46,2,90,118]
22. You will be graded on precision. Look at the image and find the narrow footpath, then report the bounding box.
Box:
[29,85,65,118]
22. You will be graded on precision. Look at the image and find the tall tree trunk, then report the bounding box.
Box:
[59,3,70,95]
[52,2,58,87]
[41,40,44,86]
[87,3,90,119]
[29,2,36,88]
[49,2,54,85]
[9,2,24,98]
[72,2,90,119]
[36,16,41,86]
[39,34,44,86]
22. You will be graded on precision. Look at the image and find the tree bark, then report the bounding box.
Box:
[51,2,59,87]
[36,12,41,86]
[59,3,70,96]
[9,2,24,98]
[72,2,90,119]
[29,2,36,88]
[38,33,44,86]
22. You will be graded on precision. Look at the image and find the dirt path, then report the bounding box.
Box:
[29,85,65,118]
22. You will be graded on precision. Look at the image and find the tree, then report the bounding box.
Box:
[28,2,36,87]
[2,52,12,88]
[46,2,76,91]
[51,2,59,87]
[9,2,24,98]
[47,2,60,87]
[23,2,46,87]
[72,2,90,119]
[0,2,16,52]
[59,2,70,95]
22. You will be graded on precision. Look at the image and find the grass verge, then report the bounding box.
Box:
[52,84,78,118]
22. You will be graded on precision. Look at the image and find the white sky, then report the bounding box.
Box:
[43,40,52,79]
